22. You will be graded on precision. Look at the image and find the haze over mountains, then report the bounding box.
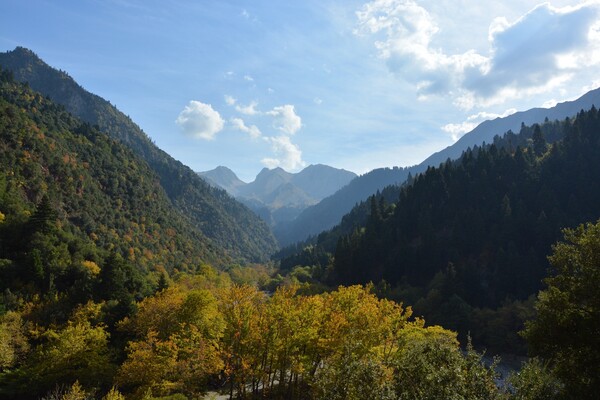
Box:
[199,164,356,227]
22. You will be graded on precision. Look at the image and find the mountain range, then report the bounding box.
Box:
[4,46,600,256]
[199,164,356,227]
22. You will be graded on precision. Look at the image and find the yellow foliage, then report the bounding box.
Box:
[115,281,483,399]
[119,286,185,339]
[70,301,104,325]
[81,260,100,276]
[102,387,125,400]
[61,381,87,400]
[0,311,29,369]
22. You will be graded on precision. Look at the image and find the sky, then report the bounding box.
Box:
[2,0,600,181]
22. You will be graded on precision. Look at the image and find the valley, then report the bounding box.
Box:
[1,40,599,400]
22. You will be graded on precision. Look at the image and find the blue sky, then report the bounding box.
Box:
[2,0,600,181]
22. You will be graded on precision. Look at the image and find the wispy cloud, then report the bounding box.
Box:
[212,97,305,170]
[356,0,600,108]
[231,117,262,139]
[224,95,237,106]
[175,101,224,140]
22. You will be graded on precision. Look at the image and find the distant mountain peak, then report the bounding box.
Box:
[256,166,289,178]
[214,165,234,172]
[197,163,357,228]
[198,166,246,196]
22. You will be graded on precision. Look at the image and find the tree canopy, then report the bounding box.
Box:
[523,220,600,398]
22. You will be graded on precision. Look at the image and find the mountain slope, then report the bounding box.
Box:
[279,87,600,245]
[278,111,600,353]
[274,166,411,245]
[0,47,277,261]
[238,167,294,200]
[235,165,356,205]
[332,110,600,302]
[0,71,222,279]
[291,164,357,200]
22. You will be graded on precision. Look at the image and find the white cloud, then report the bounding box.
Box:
[466,2,600,99]
[266,104,302,135]
[356,0,600,108]
[217,96,305,170]
[244,75,254,82]
[224,95,237,106]
[314,97,323,105]
[261,135,306,171]
[235,100,260,115]
[355,0,487,96]
[442,108,517,141]
[231,117,262,139]
[175,101,224,140]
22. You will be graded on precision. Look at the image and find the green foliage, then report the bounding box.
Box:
[0,311,29,371]
[1,303,115,399]
[508,358,562,400]
[391,329,501,400]
[116,286,224,399]
[523,220,600,398]
[40,381,90,400]
[312,352,395,400]
[102,387,125,400]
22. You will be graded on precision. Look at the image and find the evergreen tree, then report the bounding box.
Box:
[532,124,547,156]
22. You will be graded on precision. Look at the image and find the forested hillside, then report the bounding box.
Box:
[0,68,231,309]
[0,47,277,262]
[277,88,600,247]
[278,109,600,353]
[333,112,600,297]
